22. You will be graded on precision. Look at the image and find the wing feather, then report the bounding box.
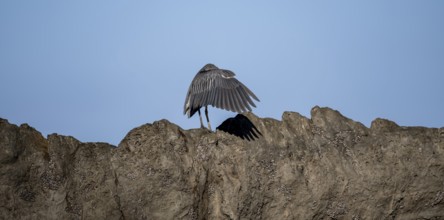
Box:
[184,67,259,117]
[237,85,256,107]
[206,77,216,106]
[224,88,233,111]
[231,88,242,112]
[219,88,225,110]
[236,86,251,111]
[226,89,232,111]
[234,86,248,112]
[213,87,221,109]
[202,90,210,107]
[222,89,230,111]
[233,79,254,112]
[191,92,200,111]
[228,89,239,112]
[240,82,259,101]
[183,90,191,115]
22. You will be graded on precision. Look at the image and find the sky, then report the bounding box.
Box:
[1,1,443,145]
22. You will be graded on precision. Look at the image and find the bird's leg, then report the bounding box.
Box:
[198,109,205,129]
[205,106,212,131]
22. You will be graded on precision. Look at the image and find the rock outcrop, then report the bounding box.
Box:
[1,107,443,219]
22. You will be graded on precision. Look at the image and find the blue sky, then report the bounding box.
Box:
[1,1,443,145]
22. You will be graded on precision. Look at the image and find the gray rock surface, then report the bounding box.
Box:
[1,106,443,219]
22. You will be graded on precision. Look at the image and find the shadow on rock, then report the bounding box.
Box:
[216,114,262,141]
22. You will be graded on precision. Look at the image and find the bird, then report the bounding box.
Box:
[184,63,260,130]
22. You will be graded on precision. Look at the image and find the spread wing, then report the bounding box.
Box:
[184,69,259,117]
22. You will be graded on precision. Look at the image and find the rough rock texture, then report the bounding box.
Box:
[1,106,443,219]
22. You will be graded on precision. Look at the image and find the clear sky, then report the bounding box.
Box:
[1,1,443,145]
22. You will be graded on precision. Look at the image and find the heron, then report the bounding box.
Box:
[184,63,260,130]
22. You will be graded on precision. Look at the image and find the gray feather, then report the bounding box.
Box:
[184,63,260,118]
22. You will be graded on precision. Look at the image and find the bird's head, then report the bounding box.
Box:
[199,63,219,72]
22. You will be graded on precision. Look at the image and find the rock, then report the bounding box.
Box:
[1,106,443,219]
[371,118,400,132]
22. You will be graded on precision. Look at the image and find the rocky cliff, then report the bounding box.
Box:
[1,107,443,219]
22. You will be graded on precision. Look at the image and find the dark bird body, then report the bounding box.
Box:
[184,63,260,130]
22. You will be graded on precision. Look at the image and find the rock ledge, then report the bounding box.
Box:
[1,107,443,219]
